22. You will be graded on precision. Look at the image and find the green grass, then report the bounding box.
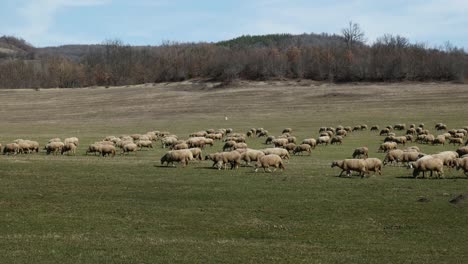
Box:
[1,82,468,263]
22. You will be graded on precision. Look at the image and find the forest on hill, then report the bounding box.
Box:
[0,23,467,88]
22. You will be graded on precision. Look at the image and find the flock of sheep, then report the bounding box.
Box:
[1,123,468,177]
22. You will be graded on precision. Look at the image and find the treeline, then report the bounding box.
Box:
[0,32,466,88]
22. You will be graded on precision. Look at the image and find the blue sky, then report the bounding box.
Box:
[1,0,467,48]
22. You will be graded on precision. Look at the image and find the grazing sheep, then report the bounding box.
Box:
[223,141,236,151]
[45,142,64,155]
[122,143,138,155]
[453,157,468,176]
[432,135,446,145]
[161,136,178,148]
[400,151,421,165]
[205,152,224,169]
[336,130,347,137]
[379,128,390,136]
[363,158,383,176]
[254,154,285,172]
[394,124,406,130]
[344,126,352,132]
[86,143,102,155]
[383,149,404,166]
[435,123,447,131]
[406,128,416,135]
[331,136,343,145]
[282,143,297,153]
[3,143,19,155]
[352,147,368,159]
[257,130,268,137]
[189,148,203,161]
[282,128,293,134]
[293,144,312,155]
[409,157,444,178]
[137,140,153,149]
[317,136,331,146]
[187,137,207,149]
[378,142,398,153]
[48,138,61,143]
[219,151,242,170]
[404,146,420,152]
[370,125,379,131]
[331,159,367,177]
[272,138,289,147]
[63,137,79,147]
[100,145,116,157]
[240,149,265,166]
[61,142,77,156]
[302,138,317,149]
[233,142,248,150]
[265,136,275,145]
[172,143,189,150]
[262,148,290,160]
[431,151,459,167]
[161,149,193,167]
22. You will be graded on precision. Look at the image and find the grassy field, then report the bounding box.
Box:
[1,80,468,263]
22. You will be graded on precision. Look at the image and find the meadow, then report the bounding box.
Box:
[0,80,468,263]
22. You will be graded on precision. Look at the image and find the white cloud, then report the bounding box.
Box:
[15,0,111,46]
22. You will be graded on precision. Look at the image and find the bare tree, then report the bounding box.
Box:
[342,21,366,49]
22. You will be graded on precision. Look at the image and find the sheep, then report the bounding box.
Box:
[404,146,420,152]
[370,125,379,131]
[287,136,297,144]
[45,142,64,155]
[352,125,362,132]
[272,138,288,147]
[431,151,459,167]
[292,144,312,155]
[383,149,404,166]
[265,136,275,145]
[336,129,347,137]
[86,143,102,155]
[432,135,446,145]
[331,159,367,177]
[394,124,406,130]
[400,151,421,165]
[344,126,352,132]
[61,142,77,156]
[406,128,416,135]
[331,136,343,145]
[137,140,153,149]
[453,157,468,176]
[0,143,2,153]
[257,130,268,137]
[435,123,447,131]
[378,142,397,153]
[379,128,390,136]
[121,143,138,155]
[282,143,296,153]
[161,149,193,167]
[223,141,236,151]
[282,128,293,134]
[189,131,207,138]
[302,138,317,149]
[219,151,242,170]
[48,138,61,143]
[205,152,224,169]
[172,143,189,150]
[100,145,116,157]
[3,143,19,155]
[187,137,207,149]
[409,157,444,179]
[262,148,290,160]
[161,136,178,148]
[240,149,265,166]
[363,158,383,176]
[458,147,468,157]
[17,140,33,154]
[352,147,368,159]
[317,136,331,146]
[62,137,79,147]
[189,148,203,161]
[254,154,285,172]
[233,142,248,150]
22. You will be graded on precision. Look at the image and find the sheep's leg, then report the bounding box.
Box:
[338,170,345,177]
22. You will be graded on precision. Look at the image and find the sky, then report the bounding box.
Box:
[1,0,467,49]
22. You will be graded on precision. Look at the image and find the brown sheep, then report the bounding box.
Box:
[352,147,368,159]
[363,158,383,176]
[449,138,464,146]
[255,154,285,172]
[292,144,312,155]
[331,159,367,177]
[282,143,296,153]
[331,136,343,145]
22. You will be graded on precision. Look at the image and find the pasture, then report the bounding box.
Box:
[1,80,468,263]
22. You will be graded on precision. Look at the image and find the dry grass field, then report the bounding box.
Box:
[1,80,468,263]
